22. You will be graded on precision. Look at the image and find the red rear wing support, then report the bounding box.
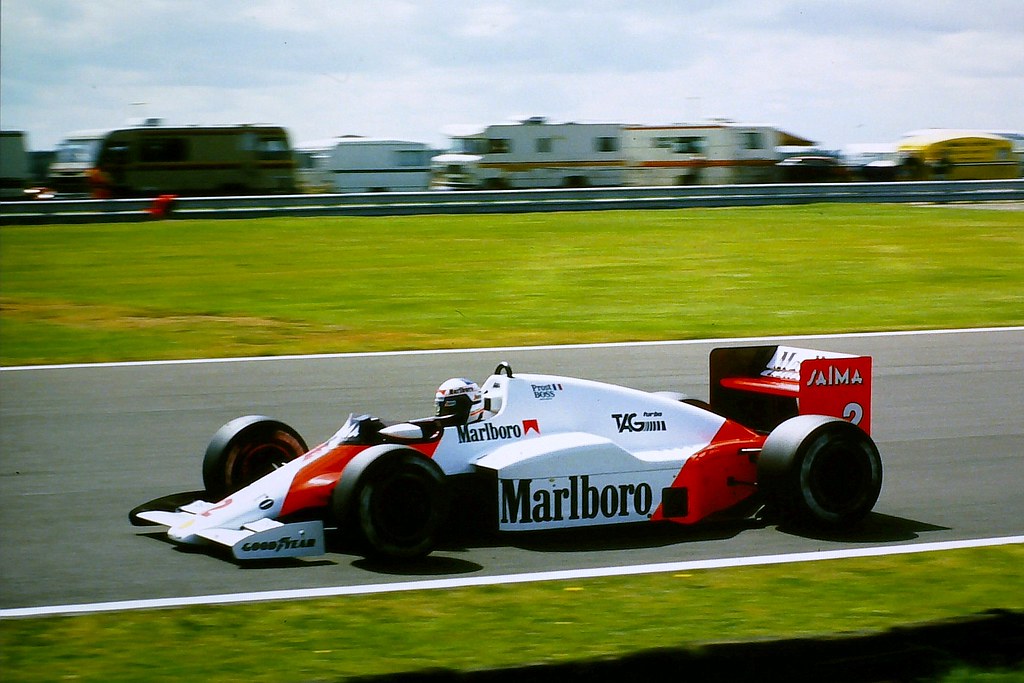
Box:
[710,345,872,435]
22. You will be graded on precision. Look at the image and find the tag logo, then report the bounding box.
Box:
[612,412,667,433]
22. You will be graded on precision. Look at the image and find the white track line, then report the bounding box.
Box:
[3,535,1021,619]
[3,326,1022,372]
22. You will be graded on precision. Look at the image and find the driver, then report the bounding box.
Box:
[379,377,484,440]
[434,377,484,425]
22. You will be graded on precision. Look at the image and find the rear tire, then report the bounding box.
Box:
[758,415,882,529]
[202,416,307,499]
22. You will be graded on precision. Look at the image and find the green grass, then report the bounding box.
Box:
[1,204,1022,365]
[2,545,1022,682]
[2,204,1022,681]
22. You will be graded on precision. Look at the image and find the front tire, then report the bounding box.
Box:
[332,448,448,560]
[758,415,882,529]
[202,415,307,499]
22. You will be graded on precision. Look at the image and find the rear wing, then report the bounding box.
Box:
[709,345,872,434]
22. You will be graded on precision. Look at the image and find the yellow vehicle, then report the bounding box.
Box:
[897,130,1018,180]
[50,123,296,197]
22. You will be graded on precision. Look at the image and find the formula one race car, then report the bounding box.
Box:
[131,345,882,561]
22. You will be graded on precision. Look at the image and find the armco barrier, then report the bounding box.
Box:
[344,609,1023,683]
[2,180,1023,224]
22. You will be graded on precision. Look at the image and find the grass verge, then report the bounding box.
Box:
[2,205,1021,681]
[2,204,1022,365]
[1,545,1022,682]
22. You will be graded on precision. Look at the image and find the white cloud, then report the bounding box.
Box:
[1,0,1021,150]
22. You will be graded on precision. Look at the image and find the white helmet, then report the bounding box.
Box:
[435,378,484,424]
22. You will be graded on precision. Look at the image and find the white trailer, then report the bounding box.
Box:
[432,118,814,189]
[297,137,436,193]
[621,122,813,186]
[432,118,626,190]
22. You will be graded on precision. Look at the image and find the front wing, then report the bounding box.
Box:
[135,504,325,560]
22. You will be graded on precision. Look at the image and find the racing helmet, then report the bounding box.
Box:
[435,378,484,424]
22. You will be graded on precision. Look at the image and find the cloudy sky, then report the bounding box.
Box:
[2,1,1022,151]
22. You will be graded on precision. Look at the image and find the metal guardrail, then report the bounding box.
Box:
[2,180,1022,224]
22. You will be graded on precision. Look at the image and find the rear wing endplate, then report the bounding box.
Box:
[710,345,872,434]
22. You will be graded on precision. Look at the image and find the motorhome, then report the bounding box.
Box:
[621,122,814,185]
[48,122,296,197]
[46,129,109,195]
[987,130,1024,177]
[432,118,626,189]
[0,131,30,199]
[896,130,1018,180]
[296,137,436,193]
[432,118,814,189]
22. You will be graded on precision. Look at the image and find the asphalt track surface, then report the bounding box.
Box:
[1,328,1022,613]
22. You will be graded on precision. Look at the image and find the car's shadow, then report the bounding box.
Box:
[428,511,950,561]
[775,512,950,544]
[349,555,485,576]
[495,517,767,553]
[437,511,948,557]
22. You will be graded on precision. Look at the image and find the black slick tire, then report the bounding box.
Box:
[758,415,882,529]
[202,415,307,499]
[331,446,448,561]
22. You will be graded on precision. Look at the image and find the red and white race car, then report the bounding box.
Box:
[131,345,882,561]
